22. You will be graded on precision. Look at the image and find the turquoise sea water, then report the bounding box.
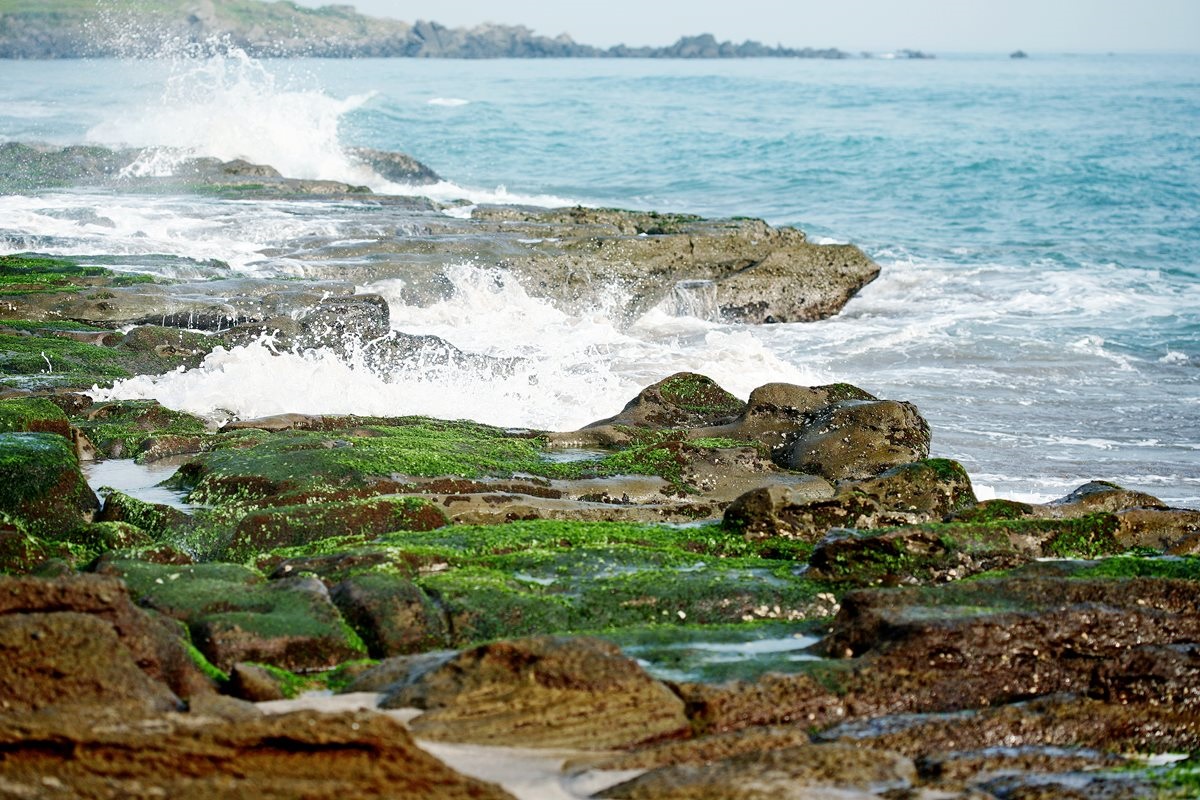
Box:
[1,53,1198,505]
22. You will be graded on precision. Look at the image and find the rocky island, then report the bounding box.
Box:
[1,148,1198,797]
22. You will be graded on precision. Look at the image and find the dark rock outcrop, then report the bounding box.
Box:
[776,399,931,480]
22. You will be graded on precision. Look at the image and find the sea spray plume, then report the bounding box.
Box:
[85,33,381,185]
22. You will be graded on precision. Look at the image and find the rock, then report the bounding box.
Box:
[0,529,73,574]
[0,395,72,437]
[1115,507,1200,554]
[692,381,876,448]
[597,742,916,799]
[0,611,183,714]
[777,400,931,481]
[223,495,448,562]
[98,560,366,672]
[330,572,449,657]
[380,635,691,749]
[97,490,191,539]
[725,459,974,540]
[228,661,288,702]
[552,372,746,446]
[348,146,442,184]
[1040,480,1167,516]
[0,708,517,799]
[0,431,99,538]
[567,725,814,772]
[0,573,213,704]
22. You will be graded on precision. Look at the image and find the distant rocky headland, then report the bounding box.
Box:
[0,0,851,59]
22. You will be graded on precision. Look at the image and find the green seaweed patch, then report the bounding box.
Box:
[100,558,263,599]
[0,526,74,574]
[222,495,447,564]
[0,332,131,382]
[951,498,1035,523]
[0,320,111,333]
[0,396,69,435]
[73,399,209,459]
[56,521,152,561]
[1069,555,1200,581]
[184,638,230,685]
[658,373,745,417]
[419,566,573,645]
[0,431,95,538]
[0,253,106,294]
[1041,513,1121,558]
[1153,757,1200,797]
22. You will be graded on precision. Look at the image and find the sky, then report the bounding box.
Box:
[291,0,1200,53]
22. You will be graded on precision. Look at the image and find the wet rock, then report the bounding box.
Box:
[74,398,209,459]
[817,694,1200,761]
[0,573,213,703]
[0,431,99,538]
[97,489,191,539]
[725,459,974,541]
[807,513,1123,585]
[1039,480,1167,516]
[916,745,1127,788]
[0,529,72,574]
[99,560,366,672]
[552,372,746,446]
[0,708,516,799]
[597,742,916,799]
[348,146,442,184]
[380,635,691,749]
[330,572,450,657]
[223,495,448,562]
[692,381,876,449]
[777,400,932,481]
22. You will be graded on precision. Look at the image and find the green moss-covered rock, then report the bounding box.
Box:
[59,521,153,561]
[95,558,365,672]
[0,396,71,437]
[0,527,74,574]
[73,399,209,460]
[330,572,449,657]
[96,490,191,540]
[0,431,98,538]
[224,495,447,564]
[809,513,1122,586]
[0,253,109,295]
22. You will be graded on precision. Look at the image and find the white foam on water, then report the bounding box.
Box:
[428,97,470,107]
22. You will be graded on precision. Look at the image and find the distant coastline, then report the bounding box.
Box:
[0,0,862,59]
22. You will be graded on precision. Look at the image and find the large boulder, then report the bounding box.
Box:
[330,572,450,657]
[0,574,213,709]
[379,635,691,749]
[776,400,931,481]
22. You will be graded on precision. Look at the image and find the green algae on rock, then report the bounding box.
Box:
[0,431,98,539]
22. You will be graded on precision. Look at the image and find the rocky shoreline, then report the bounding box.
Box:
[1,154,1198,798]
[0,1,849,60]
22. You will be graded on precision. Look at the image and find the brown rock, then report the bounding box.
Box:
[0,708,516,799]
[381,635,691,749]
[228,662,287,702]
[552,372,745,446]
[0,611,182,714]
[691,381,877,449]
[1115,507,1200,553]
[778,400,932,481]
[330,572,449,657]
[597,742,915,799]
[0,573,213,700]
[1039,481,1167,516]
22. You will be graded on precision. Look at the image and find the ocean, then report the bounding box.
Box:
[1,51,1198,507]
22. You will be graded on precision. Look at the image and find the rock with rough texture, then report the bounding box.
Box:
[0,611,183,714]
[330,572,449,657]
[551,372,746,446]
[0,574,214,707]
[598,742,916,799]
[691,382,877,449]
[0,431,98,538]
[380,635,691,749]
[0,708,516,800]
[724,459,974,540]
[228,661,288,702]
[777,400,932,481]
[1039,480,1167,516]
